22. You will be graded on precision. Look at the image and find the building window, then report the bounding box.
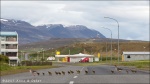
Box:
[6,36,17,41]
[6,44,17,49]
[1,37,5,41]
[1,52,5,55]
[127,55,131,58]
[6,52,17,57]
[1,44,5,49]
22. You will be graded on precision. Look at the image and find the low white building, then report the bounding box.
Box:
[122,52,150,61]
[55,53,94,62]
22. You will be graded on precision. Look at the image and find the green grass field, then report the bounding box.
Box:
[115,60,150,70]
[75,60,150,71]
[0,63,59,76]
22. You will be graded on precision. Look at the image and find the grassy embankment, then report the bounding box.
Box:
[114,60,150,70]
[0,63,59,76]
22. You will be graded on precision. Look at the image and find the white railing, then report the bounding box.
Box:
[1,41,18,44]
[1,49,18,52]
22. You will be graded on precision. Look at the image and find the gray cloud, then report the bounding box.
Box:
[1,1,149,41]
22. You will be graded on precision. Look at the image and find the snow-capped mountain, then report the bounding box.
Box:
[1,18,105,44]
[1,18,33,27]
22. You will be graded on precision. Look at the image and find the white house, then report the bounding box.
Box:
[122,52,150,61]
[55,53,94,62]
[0,31,19,66]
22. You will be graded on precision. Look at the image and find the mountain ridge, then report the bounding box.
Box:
[1,18,106,44]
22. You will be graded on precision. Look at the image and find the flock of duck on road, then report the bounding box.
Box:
[28,65,137,76]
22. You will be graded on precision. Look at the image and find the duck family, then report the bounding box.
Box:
[28,69,96,76]
[28,65,137,76]
[112,65,137,74]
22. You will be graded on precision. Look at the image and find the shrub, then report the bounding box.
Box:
[0,54,9,63]
[0,63,10,71]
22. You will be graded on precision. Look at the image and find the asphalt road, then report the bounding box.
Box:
[0,64,149,84]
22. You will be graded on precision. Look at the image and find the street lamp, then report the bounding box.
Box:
[37,51,40,61]
[41,48,44,62]
[43,49,44,61]
[101,27,113,64]
[20,51,23,66]
[69,49,70,55]
[104,17,120,64]
[106,41,107,62]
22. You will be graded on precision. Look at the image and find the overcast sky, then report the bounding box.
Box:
[1,0,149,41]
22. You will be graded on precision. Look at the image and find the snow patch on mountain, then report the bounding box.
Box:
[65,25,88,30]
[0,18,8,22]
[44,24,52,28]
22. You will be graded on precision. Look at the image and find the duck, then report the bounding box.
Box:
[28,68,37,76]
[76,70,78,73]
[58,72,61,75]
[131,69,137,73]
[126,70,129,74]
[48,71,52,75]
[42,72,45,76]
[92,70,95,74]
[76,70,80,74]
[62,71,65,75]
[70,70,74,74]
[85,70,88,74]
[111,70,115,74]
[114,65,123,72]
[37,72,40,76]
[68,71,71,75]
[55,71,58,75]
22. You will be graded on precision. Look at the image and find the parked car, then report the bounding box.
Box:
[79,57,89,62]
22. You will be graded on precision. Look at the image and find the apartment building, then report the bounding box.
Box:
[0,31,19,66]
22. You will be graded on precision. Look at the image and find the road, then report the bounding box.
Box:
[0,64,149,84]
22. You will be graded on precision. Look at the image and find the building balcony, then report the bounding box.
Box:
[6,52,17,57]
[9,57,19,60]
[6,39,17,41]
[6,47,17,49]
[1,49,18,52]
[7,55,17,57]
[1,46,17,49]
[1,41,18,44]
[6,37,17,41]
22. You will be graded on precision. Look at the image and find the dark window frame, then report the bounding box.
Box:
[127,55,131,58]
